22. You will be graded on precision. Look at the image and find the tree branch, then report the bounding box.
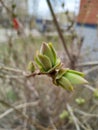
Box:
[46,0,72,62]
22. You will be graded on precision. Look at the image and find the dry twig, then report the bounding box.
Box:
[0,100,40,119]
[66,103,81,130]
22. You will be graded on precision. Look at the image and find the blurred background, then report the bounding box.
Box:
[0,0,98,130]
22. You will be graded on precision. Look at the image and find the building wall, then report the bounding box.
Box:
[76,25,98,62]
[77,0,98,25]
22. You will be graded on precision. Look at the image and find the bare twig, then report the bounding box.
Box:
[84,84,95,92]
[50,118,57,130]
[84,66,98,75]
[0,100,40,119]
[46,0,72,62]
[66,104,88,130]
[0,65,24,73]
[66,103,81,130]
[75,108,98,118]
[0,65,46,79]
[76,61,98,67]
[0,100,53,130]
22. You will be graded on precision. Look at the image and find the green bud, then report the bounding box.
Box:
[57,76,73,91]
[35,43,61,73]
[59,110,69,119]
[35,53,43,70]
[48,42,57,64]
[37,54,52,71]
[27,61,35,73]
[54,68,88,91]
[64,71,88,85]
[46,59,61,73]
[67,69,85,77]
[40,43,55,66]
[93,89,98,99]
[75,97,85,105]
[56,68,68,80]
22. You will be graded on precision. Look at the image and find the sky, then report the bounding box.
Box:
[28,0,80,19]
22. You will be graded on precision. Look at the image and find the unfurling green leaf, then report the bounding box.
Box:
[64,72,88,85]
[48,42,57,64]
[57,76,73,91]
[67,69,85,77]
[40,42,55,65]
[38,54,52,71]
[54,68,88,91]
[35,42,61,73]
[56,68,68,80]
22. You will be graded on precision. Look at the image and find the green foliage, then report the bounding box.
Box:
[59,110,69,119]
[63,70,88,85]
[54,68,88,91]
[35,42,61,73]
[93,89,98,99]
[28,42,88,91]
[75,97,85,105]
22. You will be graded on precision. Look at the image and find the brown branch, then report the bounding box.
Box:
[0,100,40,119]
[0,65,47,79]
[46,0,72,62]
[25,70,47,78]
[76,61,98,67]
[0,100,53,130]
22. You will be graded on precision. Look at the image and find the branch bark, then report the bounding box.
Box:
[46,0,72,62]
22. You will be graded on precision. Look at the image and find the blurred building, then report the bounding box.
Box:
[76,0,98,61]
[35,11,75,33]
[56,11,75,31]
[77,0,98,26]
